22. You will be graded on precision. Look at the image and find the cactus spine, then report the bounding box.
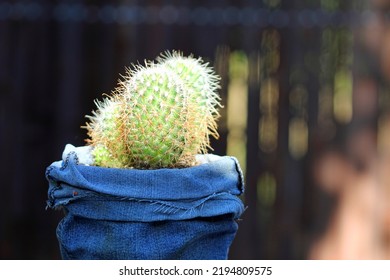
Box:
[84,51,221,169]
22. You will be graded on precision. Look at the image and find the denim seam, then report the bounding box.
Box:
[53,192,243,218]
[61,151,79,170]
[230,156,245,193]
[150,193,222,215]
[49,183,94,209]
[46,166,62,209]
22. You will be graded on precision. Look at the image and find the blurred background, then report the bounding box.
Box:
[1,0,390,259]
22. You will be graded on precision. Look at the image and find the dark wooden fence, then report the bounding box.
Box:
[1,0,387,259]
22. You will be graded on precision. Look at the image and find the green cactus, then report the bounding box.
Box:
[84,52,222,169]
[157,51,222,154]
[85,97,128,168]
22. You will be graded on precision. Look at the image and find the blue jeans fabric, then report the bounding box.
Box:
[46,150,245,260]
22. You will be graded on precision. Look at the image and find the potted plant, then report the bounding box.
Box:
[46,51,245,260]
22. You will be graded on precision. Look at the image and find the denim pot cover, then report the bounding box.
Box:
[46,146,245,260]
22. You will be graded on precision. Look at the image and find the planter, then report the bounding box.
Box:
[46,145,245,260]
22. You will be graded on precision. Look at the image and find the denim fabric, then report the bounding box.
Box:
[46,147,245,260]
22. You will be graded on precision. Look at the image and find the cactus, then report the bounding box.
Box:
[157,51,221,154]
[85,97,128,168]
[84,52,222,169]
